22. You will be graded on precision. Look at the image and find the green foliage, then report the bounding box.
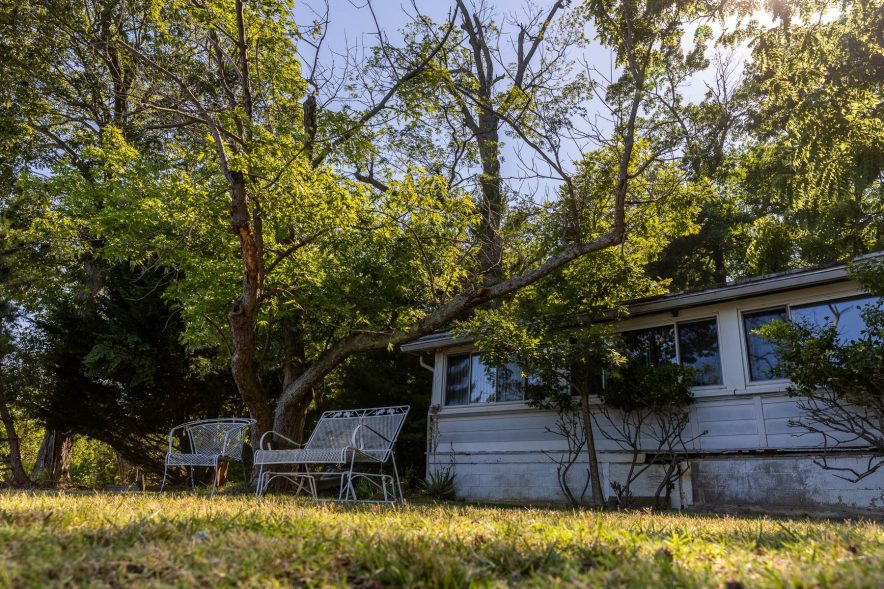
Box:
[733,0,884,272]
[760,289,883,479]
[464,142,706,410]
[420,467,457,500]
[850,259,884,296]
[760,302,883,415]
[67,437,119,488]
[601,361,695,413]
[29,263,241,474]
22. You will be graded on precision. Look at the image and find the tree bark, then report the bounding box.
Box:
[30,429,73,485]
[278,320,313,442]
[227,170,274,440]
[0,382,30,487]
[579,387,604,507]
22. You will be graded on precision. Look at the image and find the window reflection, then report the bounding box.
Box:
[743,308,788,381]
[791,296,880,343]
[677,319,723,386]
[621,325,676,365]
[444,354,471,405]
[471,355,496,404]
[619,320,722,387]
[444,353,525,406]
[497,361,525,402]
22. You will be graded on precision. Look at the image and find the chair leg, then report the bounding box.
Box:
[189,466,195,489]
[255,464,265,497]
[392,454,403,503]
[346,459,358,501]
[210,463,218,498]
[159,462,169,494]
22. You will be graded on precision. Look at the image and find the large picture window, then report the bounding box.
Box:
[444,353,525,406]
[619,319,722,386]
[741,296,882,382]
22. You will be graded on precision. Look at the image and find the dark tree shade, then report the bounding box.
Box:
[31,263,242,475]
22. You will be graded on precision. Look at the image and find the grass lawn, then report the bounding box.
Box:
[0,491,881,588]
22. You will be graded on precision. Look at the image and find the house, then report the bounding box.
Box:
[401,254,884,512]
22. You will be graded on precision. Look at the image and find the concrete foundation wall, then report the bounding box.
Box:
[436,451,884,512]
[691,455,884,512]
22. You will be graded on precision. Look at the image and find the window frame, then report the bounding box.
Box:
[739,305,790,384]
[615,316,725,390]
[442,351,527,407]
[673,317,725,388]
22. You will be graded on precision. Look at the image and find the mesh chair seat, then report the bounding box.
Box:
[166,452,222,467]
[254,447,386,466]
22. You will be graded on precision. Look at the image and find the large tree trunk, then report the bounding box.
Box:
[228,170,274,442]
[476,113,503,284]
[30,429,73,485]
[0,384,30,488]
[579,387,604,507]
[277,320,313,442]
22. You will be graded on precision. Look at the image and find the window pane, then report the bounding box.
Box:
[791,296,880,343]
[622,326,676,365]
[677,319,722,386]
[471,354,496,403]
[445,354,470,406]
[744,309,787,381]
[497,361,524,402]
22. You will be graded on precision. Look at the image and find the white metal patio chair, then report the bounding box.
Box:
[254,405,410,503]
[159,417,256,497]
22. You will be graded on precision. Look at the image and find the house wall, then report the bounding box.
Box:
[424,279,884,512]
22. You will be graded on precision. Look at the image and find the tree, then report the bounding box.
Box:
[0,300,31,487]
[731,0,884,273]
[2,0,728,461]
[458,0,719,505]
[28,263,241,476]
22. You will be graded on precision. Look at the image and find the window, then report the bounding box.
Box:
[743,308,788,381]
[444,354,471,406]
[790,295,881,343]
[620,319,722,386]
[677,318,723,386]
[622,325,676,365]
[444,353,525,406]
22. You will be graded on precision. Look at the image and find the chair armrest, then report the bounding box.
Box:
[351,423,391,448]
[166,423,188,455]
[259,430,305,451]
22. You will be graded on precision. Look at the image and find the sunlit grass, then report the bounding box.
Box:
[0,491,881,587]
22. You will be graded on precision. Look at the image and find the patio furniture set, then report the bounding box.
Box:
[159,405,410,503]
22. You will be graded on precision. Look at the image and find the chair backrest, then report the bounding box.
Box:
[186,418,254,459]
[305,406,410,462]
